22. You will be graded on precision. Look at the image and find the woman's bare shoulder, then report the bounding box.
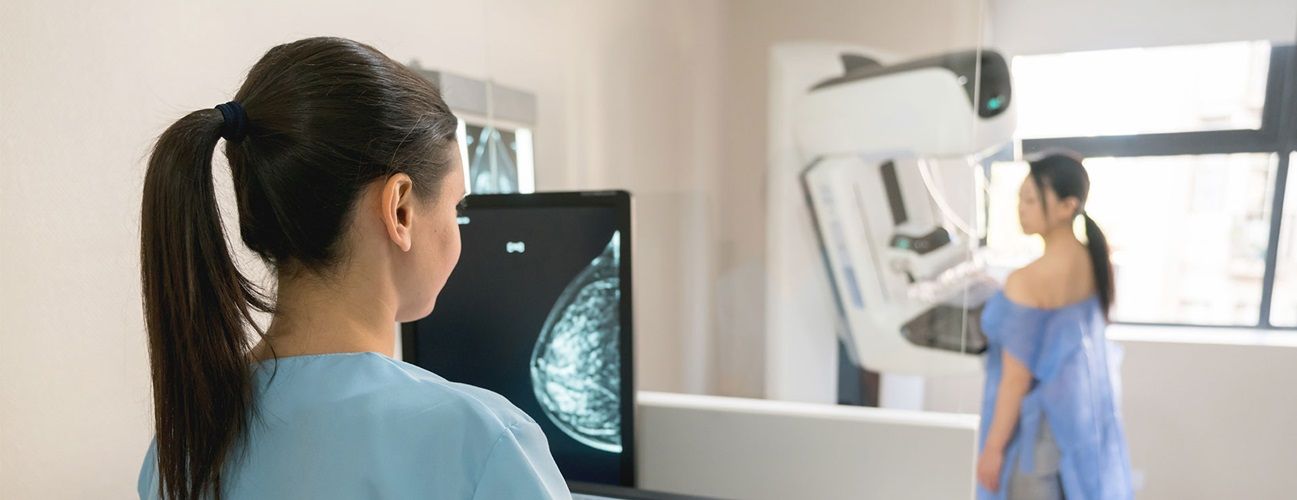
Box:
[1006,254,1094,309]
[1004,262,1048,308]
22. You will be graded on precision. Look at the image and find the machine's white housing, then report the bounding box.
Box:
[804,155,984,376]
[794,68,1014,159]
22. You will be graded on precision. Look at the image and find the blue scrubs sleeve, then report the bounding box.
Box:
[470,421,571,500]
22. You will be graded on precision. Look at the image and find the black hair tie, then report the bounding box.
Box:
[215,101,248,142]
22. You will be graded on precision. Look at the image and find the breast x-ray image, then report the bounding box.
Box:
[403,193,633,486]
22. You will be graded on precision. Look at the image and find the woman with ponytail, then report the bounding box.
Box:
[138,37,567,499]
[974,152,1133,500]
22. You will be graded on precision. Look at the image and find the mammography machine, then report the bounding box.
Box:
[767,45,1016,396]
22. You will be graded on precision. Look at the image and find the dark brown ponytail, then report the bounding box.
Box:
[141,108,271,500]
[1081,212,1115,320]
[140,37,459,499]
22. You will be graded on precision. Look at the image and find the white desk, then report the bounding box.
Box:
[636,392,978,500]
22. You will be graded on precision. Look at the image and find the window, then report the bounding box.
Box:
[988,155,1277,325]
[1269,153,1297,326]
[990,42,1297,329]
[1013,42,1271,139]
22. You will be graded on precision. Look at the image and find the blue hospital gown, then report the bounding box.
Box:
[138,352,571,499]
[979,292,1133,500]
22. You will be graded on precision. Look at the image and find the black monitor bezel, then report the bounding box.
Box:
[400,190,636,487]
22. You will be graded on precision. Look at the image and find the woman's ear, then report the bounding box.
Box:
[1060,196,1081,218]
[380,173,415,252]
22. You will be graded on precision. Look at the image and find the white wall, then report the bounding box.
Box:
[990,0,1297,56]
[1112,329,1297,500]
[0,1,723,497]
[924,326,1297,500]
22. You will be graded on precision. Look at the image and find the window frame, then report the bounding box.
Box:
[1018,44,1297,329]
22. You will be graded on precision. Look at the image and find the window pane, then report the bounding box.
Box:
[1268,153,1297,326]
[987,154,1277,325]
[1012,41,1270,139]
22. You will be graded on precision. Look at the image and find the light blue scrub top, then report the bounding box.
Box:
[138,352,571,499]
[979,292,1133,500]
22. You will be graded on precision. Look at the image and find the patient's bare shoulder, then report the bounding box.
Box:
[1004,263,1048,308]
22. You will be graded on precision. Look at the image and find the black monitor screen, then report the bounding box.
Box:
[402,191,635,487]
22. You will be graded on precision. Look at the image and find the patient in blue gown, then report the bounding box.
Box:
[976,153,1132,500]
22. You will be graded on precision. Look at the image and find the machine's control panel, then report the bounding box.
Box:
[889,227,952,255]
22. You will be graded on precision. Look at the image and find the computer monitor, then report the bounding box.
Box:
[401,191,635,487]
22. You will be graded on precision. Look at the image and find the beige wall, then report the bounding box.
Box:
[0,1,723,497]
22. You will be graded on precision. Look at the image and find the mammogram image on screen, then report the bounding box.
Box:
[530,232,622,453]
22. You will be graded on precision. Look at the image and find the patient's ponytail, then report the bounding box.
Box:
[1081,212,1115,320]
